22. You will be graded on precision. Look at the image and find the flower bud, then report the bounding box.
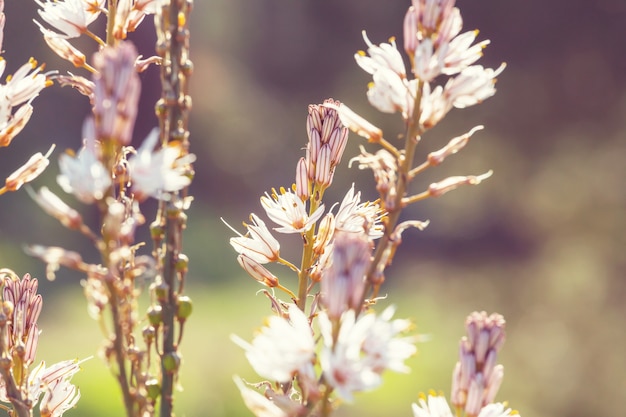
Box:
[162,352,181,374]
[237,254,279,288]
[145,379,161,400]
[175,254,189,274]
[176,295,193,320]
[147,305,163,326]
[428,170,492,198]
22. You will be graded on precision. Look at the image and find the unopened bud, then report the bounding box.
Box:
[176,295,193,320]
[143,326,156,343]
[28,187,83,230]
[428,171,493,198]
[428,126,483,166]
[295,157,309,200]
[147,305,163,326]
[175,254,189,274]
[4,146,53,192]
[162,352,181,373]
[237,254,279,288]
[150,221,164,240]
[152,281,169,302]
[403,5,419,57]
[145,378,161,400]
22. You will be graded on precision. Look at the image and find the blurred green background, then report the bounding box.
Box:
[0,0,625,416]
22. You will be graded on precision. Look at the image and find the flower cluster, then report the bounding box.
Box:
[227,1,519,417]
[412,312,515,417]
[228,100,416,412]
[0,270,84,417]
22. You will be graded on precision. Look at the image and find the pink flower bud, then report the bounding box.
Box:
[428,170,492,198]
[428,125,483,166]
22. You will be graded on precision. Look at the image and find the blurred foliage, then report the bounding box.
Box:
[0,1,625,417]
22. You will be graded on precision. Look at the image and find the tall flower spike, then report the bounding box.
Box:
[451,312,506,417]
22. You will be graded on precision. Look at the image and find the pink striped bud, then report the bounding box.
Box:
[237,253,279,288]
[428,170,492,198]
[428,125,483,166]
[451,311,506,417]
[295,157,309,200]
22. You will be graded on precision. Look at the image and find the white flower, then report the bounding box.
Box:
[127,128,195,201]
[412,394,455,417]
[477,402,519,417]
[334,184,384,239]
[361,306,416,373]
[26,358,86,417]
[318,310,380,401]
[355,31,407,78]
[0,58,49,147]
[35,0,104,39]
[444,64,506,109]
[413,38,446,82]
[39,377,81,417]
[2,58,49,107]
[412,395,518,417]
[419,82,450,129]
[318,306,416,401]
[57,139,111,203]
[229,213,280,264]
[443,30,490,76]
[260,189,324,234]
[366,67,411,116]
[231,304,315,383]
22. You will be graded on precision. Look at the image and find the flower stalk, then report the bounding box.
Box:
[226,2,516,417]
[153,0,194,416]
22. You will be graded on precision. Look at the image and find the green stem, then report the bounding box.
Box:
[105,278,136,417]
[106,0,117,46]
[296,186,324,311]
[159,205,182,417]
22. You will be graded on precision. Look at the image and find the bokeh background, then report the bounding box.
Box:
[0,0,624,416]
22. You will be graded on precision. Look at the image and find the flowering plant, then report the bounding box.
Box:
[226,1,516,417]
[0,0,520,416]
[0,0,193,416]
